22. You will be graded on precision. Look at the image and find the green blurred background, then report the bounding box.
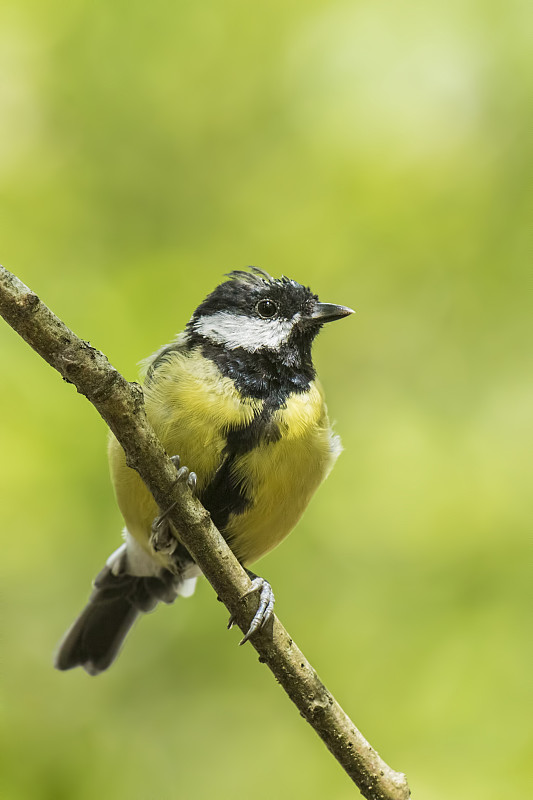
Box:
[0,1,531,798]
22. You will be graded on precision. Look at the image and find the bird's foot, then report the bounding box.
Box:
[150,455,197,555]
[228,571,275,645]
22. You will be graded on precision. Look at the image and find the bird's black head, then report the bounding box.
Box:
[186,267,353,400]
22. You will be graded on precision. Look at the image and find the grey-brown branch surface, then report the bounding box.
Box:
[0,264,410,800]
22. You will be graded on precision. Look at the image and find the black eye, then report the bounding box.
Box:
[256,299,278,319]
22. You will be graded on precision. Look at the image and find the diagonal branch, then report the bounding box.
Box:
[0,264,410,800]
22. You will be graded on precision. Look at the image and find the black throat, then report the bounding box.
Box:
[192,334,316,404]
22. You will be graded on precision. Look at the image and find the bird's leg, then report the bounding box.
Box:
[228,569,275,645]
[150,455,197,556]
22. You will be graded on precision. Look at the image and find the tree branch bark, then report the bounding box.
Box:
[0,264,410,800]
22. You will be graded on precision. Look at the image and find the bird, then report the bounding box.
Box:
[55,267,353,675]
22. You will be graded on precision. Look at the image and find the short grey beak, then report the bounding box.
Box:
[308,302,355,324]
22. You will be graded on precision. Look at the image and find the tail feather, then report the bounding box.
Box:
[55,563,180,676]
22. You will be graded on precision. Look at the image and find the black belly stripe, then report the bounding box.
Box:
[199,454,248,533]
[199,401,282,534]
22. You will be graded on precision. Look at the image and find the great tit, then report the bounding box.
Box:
[55,268,353,675]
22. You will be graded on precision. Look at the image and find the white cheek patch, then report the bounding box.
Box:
[194,311,295,352]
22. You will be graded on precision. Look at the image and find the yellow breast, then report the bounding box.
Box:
[226,382,340,563]
[108,347,340,566]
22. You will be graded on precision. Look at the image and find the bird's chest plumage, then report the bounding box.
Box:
[224,387,339,564]
[108,348,339,565]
